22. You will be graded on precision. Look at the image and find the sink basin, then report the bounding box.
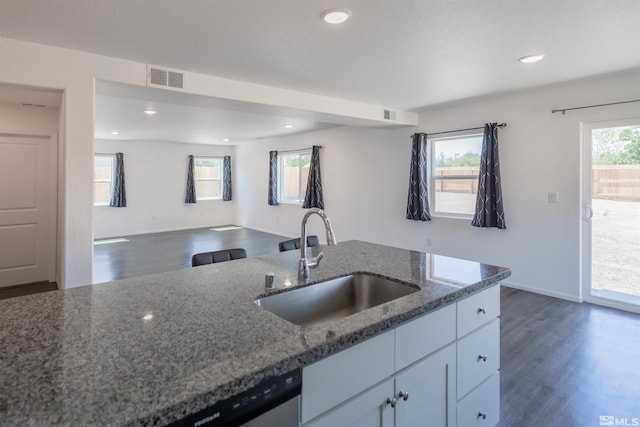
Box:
[255,273,419,327]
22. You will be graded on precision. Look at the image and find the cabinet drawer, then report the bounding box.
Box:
[457,285,500,337]
[395,303,456,371]
[457,319,499,398]
[302,330,394,423]
[457,373,500,427]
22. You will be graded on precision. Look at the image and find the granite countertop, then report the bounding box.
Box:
[0,240,511,426]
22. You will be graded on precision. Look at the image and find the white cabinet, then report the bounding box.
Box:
[301,330,395,423]
[457,373,500,427]
[301,285,501,427]
[305,345,456,427]
[304,379,394,427]
[456,286,501,427]
[394,344,456,427]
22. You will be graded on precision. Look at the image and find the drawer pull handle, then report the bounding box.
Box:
[398,390,409,401]
[478,307,487,314]
[478,354,488,362]
[386,397,397,408]
[478,412,487,420]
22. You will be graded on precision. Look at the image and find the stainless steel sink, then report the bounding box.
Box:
[255,273,419,327]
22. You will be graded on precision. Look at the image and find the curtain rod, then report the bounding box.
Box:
[276,146,322,154]
[414,123,506,138]
[552,99,640,115]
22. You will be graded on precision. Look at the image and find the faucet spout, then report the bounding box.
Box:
[298,208,337,280]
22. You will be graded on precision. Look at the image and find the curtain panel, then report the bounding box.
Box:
[109,152,127,207]
[185,155,196,204]
[268,150,278,206]
[406,133,431,221]
[302,145,324,209]
[471,123,506,229]
[222,155,232,201]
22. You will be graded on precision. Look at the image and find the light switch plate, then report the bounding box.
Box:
[548,191,559,203]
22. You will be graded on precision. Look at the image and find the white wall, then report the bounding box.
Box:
[0,37,146,288]
[93,140,234,238]
[0,36,402,288]
[236,71,640,302]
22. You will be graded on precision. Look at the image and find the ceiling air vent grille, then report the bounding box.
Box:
[383,109,397,120]
[147,65,185,90]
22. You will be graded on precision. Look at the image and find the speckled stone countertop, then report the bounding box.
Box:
[0,240,510,426]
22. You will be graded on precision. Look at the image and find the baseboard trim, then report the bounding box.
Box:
[584,295,640,314]
[501,280,583,303]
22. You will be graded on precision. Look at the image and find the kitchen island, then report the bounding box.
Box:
[0,240,510,426]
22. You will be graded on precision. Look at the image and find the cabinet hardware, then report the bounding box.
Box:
[478,411,487,420]
[477,307,487,314]
[386,397,397,408]
[478,354,487,362]
[398,390,409,401]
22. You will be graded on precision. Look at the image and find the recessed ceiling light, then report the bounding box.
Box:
[142,314,153,321]
[143,109,156,115]
[284,124,294,128]
[518,54,545,64]
[222,138,230,142]
[111,130,120,135]
[321,8,351,24]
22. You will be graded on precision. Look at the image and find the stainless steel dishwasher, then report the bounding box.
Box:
[168,368,301,427]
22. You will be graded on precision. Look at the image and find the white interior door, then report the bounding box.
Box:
[0,134,57,287]
[581,119,640,313]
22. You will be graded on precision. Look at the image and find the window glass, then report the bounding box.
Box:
[94,155,114,206]
[431,134,482,216]
[279,150,311,203]
[194,157,222,200]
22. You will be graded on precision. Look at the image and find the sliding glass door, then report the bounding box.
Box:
[582,119,640,312]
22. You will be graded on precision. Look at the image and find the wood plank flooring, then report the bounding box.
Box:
[93,226,288,283]
[499,286,640,427]
[4,227,639,426]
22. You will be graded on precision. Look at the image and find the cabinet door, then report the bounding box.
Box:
[394,344,456,427]
[303,379,394,427]
[302,330,395,423]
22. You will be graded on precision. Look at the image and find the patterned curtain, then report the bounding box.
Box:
[471,123,506,229]
[268,150,278,206]
[302,146,324,209]
[185,155,196,204]
[406,133,431,221]
[222,155,232,201]
[109,152,127,207]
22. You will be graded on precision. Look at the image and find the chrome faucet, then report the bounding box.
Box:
[298,208,337,280]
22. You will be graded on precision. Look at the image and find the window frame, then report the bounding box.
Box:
[278,149,312,205]
[194,156,223,201]
[94,154,114,206]
[428,133,483,219]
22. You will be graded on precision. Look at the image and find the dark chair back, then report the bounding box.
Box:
[278,236,320,252]
[192,248,247,267]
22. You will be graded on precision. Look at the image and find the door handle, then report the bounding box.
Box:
[584,203,593,221]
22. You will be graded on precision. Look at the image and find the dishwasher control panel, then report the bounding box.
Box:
[168,368,302,427]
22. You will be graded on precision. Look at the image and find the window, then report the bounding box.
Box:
[194,157,222,200]
[429,134,482,217]
[279,150,311,203]
[94,155,114,206]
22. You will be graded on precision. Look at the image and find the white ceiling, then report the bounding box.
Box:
[1,0,639,143]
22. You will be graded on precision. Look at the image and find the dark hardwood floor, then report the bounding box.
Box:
[499,287,640,427]
[93,226,288,283]
[3,227,639,426]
